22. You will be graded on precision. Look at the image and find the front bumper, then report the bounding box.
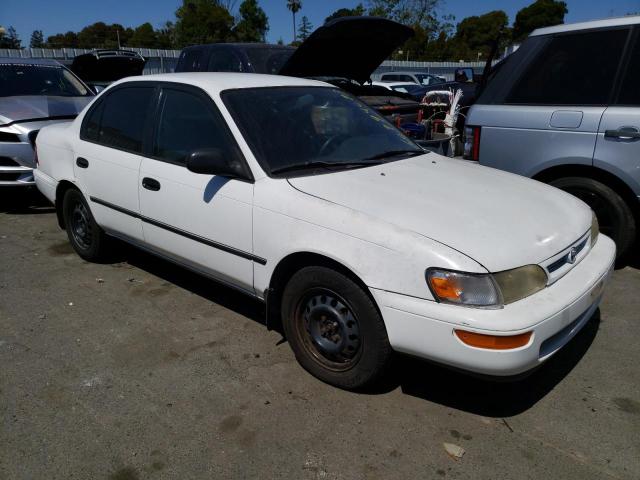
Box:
[1,133,36,187]
[371,235,616,376]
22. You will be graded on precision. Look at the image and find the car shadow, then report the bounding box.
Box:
[0,189,55,215]
[112,243,600,417]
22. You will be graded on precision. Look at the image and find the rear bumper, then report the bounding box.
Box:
[372,235,616,376]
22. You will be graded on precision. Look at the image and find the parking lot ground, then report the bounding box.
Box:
[1,192,640,480]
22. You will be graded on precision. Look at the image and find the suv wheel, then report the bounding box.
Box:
[281,266,392,390]
[550,176,635,260]
[62,189,110,261]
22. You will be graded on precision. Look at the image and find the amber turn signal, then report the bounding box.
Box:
[454,330,532,350]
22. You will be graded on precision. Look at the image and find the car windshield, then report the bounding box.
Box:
[415,74,443,86]
[222,86,423,176]
[0,63,91,97]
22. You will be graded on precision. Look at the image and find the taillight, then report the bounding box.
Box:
[463,126,481,161]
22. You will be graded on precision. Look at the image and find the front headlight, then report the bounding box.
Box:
[426,265,548,308]
[591,211,599,247]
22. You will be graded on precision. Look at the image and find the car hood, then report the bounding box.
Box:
[279,17,414,84]
[0,95,92,125]
[287,155,591,272]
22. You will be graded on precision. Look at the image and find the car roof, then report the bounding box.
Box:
[109,72,333,94]
[0,57,63,66]
[532,14,640,36]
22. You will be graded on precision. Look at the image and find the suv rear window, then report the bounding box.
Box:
[506,29,629,106]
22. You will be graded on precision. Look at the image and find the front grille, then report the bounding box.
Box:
[0,131,20,142]
[0,172,22,181]
[0,156,19,167]
[547,237,588,273]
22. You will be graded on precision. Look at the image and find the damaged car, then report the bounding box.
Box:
[0,58,93,188]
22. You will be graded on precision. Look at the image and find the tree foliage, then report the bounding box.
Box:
[175,0,235,47]
[512,0,567,41]
[325,4,366,23]
[0,26,22,48]
[234,0,269,42]
[129,23,158,48]
[30,30,45,48]
[298,16,313,40]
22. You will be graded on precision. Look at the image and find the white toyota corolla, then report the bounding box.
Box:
[34,73,616,389]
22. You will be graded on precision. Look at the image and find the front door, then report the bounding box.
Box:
[138,84,255,292]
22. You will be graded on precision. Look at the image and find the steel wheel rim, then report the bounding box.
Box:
[70,202,92,250]
[295,288,362,371]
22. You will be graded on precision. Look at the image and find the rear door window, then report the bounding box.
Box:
[177,49,203,72]
[506,28,630,105]
[617,33,640,106]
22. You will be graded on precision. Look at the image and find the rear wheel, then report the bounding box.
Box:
[549,176,635,260]
[62,188,110,262]
[281,266,392,390]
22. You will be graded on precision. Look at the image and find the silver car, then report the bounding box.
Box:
[0,58,93,187]
[465,16,640,260]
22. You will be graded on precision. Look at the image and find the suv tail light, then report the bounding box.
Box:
[463,126,481,161]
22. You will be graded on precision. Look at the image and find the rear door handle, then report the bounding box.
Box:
[142,177,161,191]
[76,157,89,168]
[604,127,640,139]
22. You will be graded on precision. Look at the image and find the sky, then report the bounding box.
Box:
[1,0,639,46]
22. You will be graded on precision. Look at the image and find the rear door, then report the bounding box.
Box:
[75,84,155,241]
[138,84,255,292]
[476,28,631,177]
[593,28,640,198]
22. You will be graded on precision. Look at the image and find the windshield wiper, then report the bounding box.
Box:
[363,149,424,161]
[271,160,382,175]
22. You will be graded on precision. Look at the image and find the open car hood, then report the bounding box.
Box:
[70,51,146,83]
[279,17,414,84]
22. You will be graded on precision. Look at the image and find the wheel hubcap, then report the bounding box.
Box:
[71,202,92,249]
[299,290,361,369]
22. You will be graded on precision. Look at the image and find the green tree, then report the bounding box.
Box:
[325,4,365,23]
[46,31,79,48]
[129,23,158,47]
[175,0,235,47]
[234,0,269,42]
[286,0,302,42]
[156,22,176,49]
[453,10,509,60]
[513,0,567,42]
[367,0,443,32]
[298,16,313,40]
[30,30,45,48]
[0,26,21,48]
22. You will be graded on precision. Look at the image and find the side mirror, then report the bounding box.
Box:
[186,148,248,179]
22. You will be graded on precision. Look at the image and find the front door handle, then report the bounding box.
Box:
[76,157,89,168]
[142,177,161,191]
[604,127,640,139]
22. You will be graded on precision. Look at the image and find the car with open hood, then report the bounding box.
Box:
[175,17,422,124]
[0,58,93,188]
[34,73,615,390]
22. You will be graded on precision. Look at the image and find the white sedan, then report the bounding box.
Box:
[34,73,616,390]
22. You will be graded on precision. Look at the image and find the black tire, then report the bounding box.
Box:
[550,176,635,260]
[281,266,392,390]
[62,188,110,262]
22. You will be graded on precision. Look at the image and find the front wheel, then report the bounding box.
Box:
[62,188,111,262]
[281,266,392,390]
[549,176,636,260]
